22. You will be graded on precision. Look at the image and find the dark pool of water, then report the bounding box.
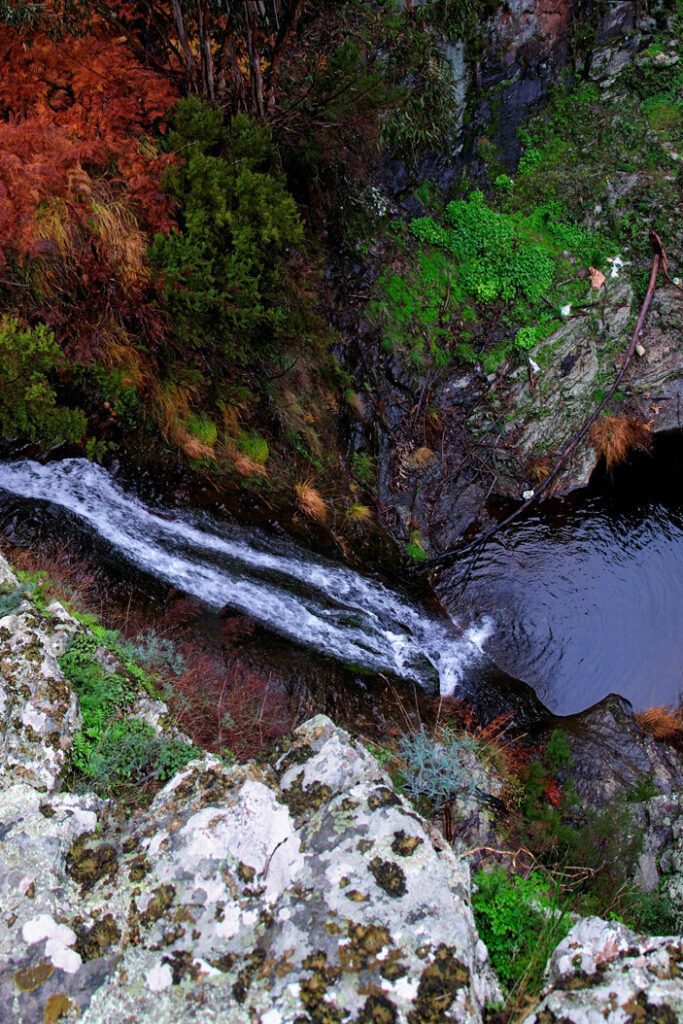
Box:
[436,433,683,716]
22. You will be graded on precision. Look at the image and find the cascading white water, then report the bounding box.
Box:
[0,459,492,693]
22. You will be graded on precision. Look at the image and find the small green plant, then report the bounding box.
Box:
[405,530,427,564]
[117,630,187,676]
[627,773,658,803]
[59,633,194,797]
[351,451,376,488]
[472,868,570,998]
[494,173,514,192]
[0,318,86,444]
[545,729,573,773]
[236,430,269,465]
[0,580,37,617]
[186,413,217,448]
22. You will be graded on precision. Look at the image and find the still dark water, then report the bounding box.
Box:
[437,434,683,715]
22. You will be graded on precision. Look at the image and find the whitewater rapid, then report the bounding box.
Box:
[0,459,492,694]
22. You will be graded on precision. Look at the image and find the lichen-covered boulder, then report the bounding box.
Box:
[522,916,683,1023]
[66,716,501,1024]
[0,709,502,1023]
[0,581,81,792]
[0,783,105,1023]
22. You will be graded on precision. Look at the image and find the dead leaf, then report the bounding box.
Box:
[589,267,606,289]
[545,779,562,808]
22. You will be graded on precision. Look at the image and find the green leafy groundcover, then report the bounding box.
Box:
[370,190,611,368]
[59,632,195,795]
[472,867,570,997]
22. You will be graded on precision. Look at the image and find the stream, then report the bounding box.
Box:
[0,458,492,695]
[0,447,681,718]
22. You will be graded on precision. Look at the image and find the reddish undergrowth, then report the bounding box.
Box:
[3,541,294,760]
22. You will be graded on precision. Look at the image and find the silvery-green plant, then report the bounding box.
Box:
[398,726,479,804]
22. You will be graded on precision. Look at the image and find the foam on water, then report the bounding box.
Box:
[0,458,492,694]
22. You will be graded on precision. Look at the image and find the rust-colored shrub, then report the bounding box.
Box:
[590,416,652,469]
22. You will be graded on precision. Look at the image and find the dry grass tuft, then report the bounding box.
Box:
[220,399,249,440]
[346,391,366,420]
[223,444,268,478]
[89,191,148,287]
[346,502,372,524]
[406,446,435,472]
[295,482,328,524]
[152,381,198,441]
[590,416,652,469]
[177,431,216,461]
[636,705,683,742]
[526,455,554,485]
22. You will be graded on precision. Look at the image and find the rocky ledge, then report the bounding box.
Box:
[1,551,683,1022]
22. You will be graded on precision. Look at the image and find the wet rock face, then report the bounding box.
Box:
[553,696,683,807]
[522,917,683,1023]
[388,1,649,194]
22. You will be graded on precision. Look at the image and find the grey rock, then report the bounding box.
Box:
[552,696,683,807]
[0,588,81,793]
[0,703,503,1022]
[523,917,683,1023]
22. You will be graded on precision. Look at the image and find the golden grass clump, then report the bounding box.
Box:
[89,193,149,287]
[590,415,651,469]
[346,390,366,420]
[406,446,435,472]
[222,444,268,478]
[346,502,372,524]
[526,455,554,484]
[178,432,216,461]
[152,380,197,441]
[636,705,683,742]
[295,482,328,524]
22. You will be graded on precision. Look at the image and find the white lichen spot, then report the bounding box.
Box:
[261,1010,282,1024]
[213,903,242,940]
[22,914,77,948]
[145,829,169,857]
[146,961,173,993]
[193,958,221,978]
[45,938,82,974]
[21,704,48,733]
[391,976,420,1002]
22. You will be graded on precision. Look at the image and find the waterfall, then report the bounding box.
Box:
[0,459,492,694]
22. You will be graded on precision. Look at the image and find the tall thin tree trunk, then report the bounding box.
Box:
[264,0,303,113]
[197,0,215,99]
[245,1,265,118]
[171,0,197,92]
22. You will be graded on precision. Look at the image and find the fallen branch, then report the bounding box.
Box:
[424,233,672,570]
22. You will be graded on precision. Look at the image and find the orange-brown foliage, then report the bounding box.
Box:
[636,705,683,742]
[590,416,652,469]
[0,6,178,360]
